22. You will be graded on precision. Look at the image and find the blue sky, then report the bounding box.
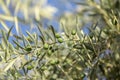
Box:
[0,0,76,30]
[0,0,90,37]
[0,0,78,43]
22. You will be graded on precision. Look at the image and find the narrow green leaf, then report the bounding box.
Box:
[22,35,27,47]
[21,59,33,68]
[84,43,94,51]
[1,30,8,46]
[1,21,9,32]
[49,25,56,41]
[4,58,17,72]
[37,25,45,40]
[61,22,69,38]
[13,40,24,49]
[98,28,103,41]
[13,35,22,40]
[45,31,54,41]
[26,31,34,41]
[7,25,14,40]
[23,35,31,47]
[39,35,45,44]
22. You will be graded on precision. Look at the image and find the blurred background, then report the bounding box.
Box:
[0,0,118,40]
[0,0,90,35]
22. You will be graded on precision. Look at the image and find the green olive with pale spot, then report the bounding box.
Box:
[43,43,49,49]
[71,30,76,35]
[58,38,63,43]
[55,33,61,38]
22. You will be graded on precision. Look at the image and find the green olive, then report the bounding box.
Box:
[43,43,49,49]
[41,66,47,70]
[71,30,76,35]
[48,50,52,55]
[80,73,85,78]
[27,65,33,70]
[58,38,63,43]
[55,33,61,38]
[25,46,32,52]
[55,60,59,64]
[50,60,56,65]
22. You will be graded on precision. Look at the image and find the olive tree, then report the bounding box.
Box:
[0,0,120,80]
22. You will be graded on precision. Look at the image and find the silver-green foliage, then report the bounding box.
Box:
[0,0,120,80]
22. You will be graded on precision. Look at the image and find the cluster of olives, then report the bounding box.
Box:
[55,33,63,43]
